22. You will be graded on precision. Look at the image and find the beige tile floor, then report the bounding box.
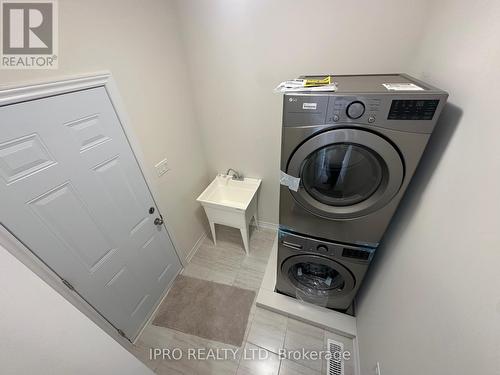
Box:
[131,225,355,375]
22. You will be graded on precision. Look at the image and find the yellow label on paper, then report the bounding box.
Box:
[304,76,332,87]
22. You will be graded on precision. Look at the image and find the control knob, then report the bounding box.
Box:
[316,245,328,253]
[346,101,365,119]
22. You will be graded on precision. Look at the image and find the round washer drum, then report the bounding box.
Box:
[281,254,356,299]
[287,128,404,219]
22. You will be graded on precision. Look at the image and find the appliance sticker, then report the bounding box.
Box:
[302,102,317,110]
[382,83,424,91]
[280,171,300,192]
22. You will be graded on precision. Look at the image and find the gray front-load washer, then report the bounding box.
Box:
[276,230,373,311]
[280,74,448,248]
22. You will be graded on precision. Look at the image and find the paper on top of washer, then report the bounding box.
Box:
[274,79,338,93]
[382,83,424,91]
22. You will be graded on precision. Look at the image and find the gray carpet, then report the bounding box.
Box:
[152,275,256,346]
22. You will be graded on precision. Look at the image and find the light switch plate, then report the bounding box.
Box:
[155,159,170,177]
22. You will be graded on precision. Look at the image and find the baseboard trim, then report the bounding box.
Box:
[353,335,362,375]
[253,220,279,231]
[184,231,207,264]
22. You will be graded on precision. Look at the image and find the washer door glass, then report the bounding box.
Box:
[282,255,355,299]
[301,143,383,207]
[289,261,345,292]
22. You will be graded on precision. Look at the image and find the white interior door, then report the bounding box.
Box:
[0,87,182,339]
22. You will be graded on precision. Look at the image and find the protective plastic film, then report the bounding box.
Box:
[280,170,300,192]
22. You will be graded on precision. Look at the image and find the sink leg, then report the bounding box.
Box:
[240,226,250,255]
[254,212,259,230]
[209,221,217,245]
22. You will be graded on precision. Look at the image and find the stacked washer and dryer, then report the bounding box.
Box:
[276,74,448,313]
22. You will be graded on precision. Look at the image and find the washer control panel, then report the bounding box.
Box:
[279,230,374,263]
[388,99,439,120]
[327,97,381,124]
[283,92,446,134]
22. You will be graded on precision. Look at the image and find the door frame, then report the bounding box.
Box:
[0,72,184,347]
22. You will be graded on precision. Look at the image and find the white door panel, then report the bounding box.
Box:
[0,87,181,339]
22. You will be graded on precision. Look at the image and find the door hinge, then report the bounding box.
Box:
[62,279,75,291]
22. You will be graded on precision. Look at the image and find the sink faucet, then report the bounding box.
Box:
[226,168,244,181]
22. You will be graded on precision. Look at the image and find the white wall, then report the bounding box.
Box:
[173,0,431,224]
[0,0,209,261]
[0,3,207,372]
[0,243,152,375]
[356,1,500,374]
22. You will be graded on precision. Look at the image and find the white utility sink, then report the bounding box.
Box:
[197,174,261,254]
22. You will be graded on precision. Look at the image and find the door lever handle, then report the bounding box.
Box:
[154,215,164,226]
